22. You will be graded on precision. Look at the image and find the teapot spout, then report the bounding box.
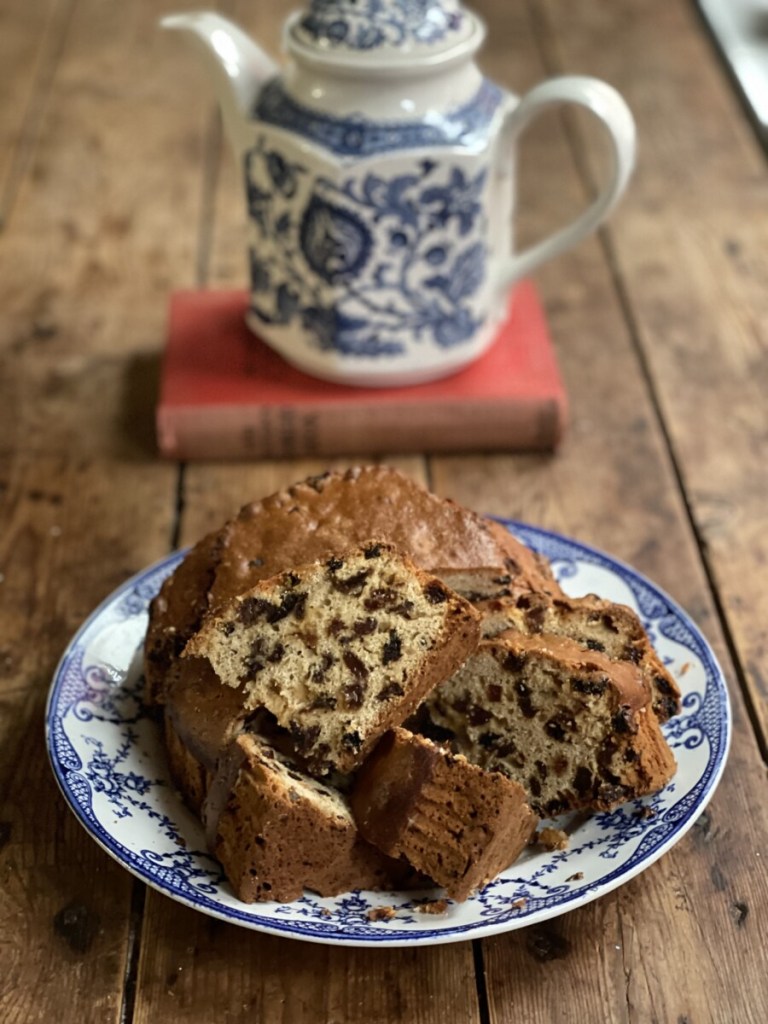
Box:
[161,11,277,152]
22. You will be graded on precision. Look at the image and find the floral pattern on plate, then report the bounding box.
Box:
[45,520,730,946]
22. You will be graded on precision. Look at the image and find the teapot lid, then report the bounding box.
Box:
[287,0,482,67]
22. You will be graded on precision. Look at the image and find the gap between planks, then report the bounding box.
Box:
[118,883,147,1024]
[691,0,768,158]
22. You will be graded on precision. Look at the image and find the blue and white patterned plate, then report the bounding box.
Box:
[45,520,730,947]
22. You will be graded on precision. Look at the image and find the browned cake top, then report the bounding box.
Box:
[209,466,555,609]
[144,467,558,710]
[144,529,223,705]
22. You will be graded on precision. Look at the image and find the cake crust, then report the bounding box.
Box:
[351,728,538,901]
[210,466,559,610]
[144,529,223,707]
[476,589,681,722]
[206,734,421,903]
[144,467,557,710]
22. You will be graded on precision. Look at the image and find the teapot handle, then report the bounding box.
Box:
[493,76,636,291]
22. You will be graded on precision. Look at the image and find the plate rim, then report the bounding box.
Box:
[45,520,732,947]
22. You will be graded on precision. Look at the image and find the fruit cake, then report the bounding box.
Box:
[185,541,481,775]
[425,631,676,816]
[144,466,559,710]
[161,655,251,812]
[205,733,419,903]
[144,529,223,708]
[350,728,538,901]
[476,590,681,721]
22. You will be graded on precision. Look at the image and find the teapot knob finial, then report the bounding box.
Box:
[289,0,476,63]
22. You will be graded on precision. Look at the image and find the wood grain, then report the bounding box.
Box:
[0,0,74,226]
[135,901,481,1024]
[534,0,768,747]
[0,0,217,1020]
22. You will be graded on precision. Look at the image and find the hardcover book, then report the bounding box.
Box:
[156,281,567,460]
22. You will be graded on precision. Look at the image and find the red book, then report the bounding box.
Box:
[156,281,567,459]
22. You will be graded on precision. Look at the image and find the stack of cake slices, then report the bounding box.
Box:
[144,467,680,904]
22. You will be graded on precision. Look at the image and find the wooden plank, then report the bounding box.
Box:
[431,1,768,1020]
[0,0,221,1020]
[532,0,768,745]
[135,903,481,1024]
[128,6,476,1020]
[0,0,73,226]
[0,0,217,454]
[0,456,172,1024]
[135,457,486,1024]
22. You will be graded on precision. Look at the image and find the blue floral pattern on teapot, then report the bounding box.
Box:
[243,81,501,359]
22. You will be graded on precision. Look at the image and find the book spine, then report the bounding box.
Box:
[157,397,566,460]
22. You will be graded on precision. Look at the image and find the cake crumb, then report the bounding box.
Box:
[417,899,449,915]
[635,806,656,820]
[535,827,569,851]
[678,662,692,676]
[510,897,527,910]
[566,871,584,882]
[367,906,397,922]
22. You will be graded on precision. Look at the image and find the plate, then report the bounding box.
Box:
[45,520,731,947]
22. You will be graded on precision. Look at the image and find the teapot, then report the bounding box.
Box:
[162,1,635,386]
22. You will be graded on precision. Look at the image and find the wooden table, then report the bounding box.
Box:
[2,1,766,1020]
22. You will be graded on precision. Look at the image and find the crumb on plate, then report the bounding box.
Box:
[535,827,569,851]
[417,899,449,915]
[367,906,397,922]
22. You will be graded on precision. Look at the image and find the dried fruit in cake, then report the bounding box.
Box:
[185,541,481,775]
[425,631,676,816]
[350,728,538,901]
[476,589,681,721]
[205,733,420,903]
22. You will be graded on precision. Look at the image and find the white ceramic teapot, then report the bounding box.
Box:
[163,1,635,386]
